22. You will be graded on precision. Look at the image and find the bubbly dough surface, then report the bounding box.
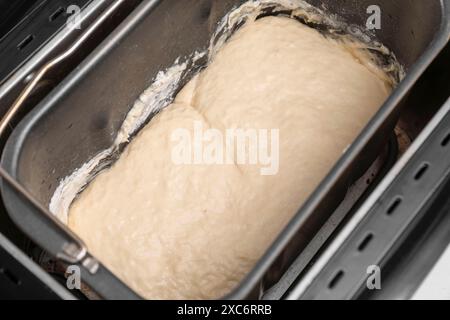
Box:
[68,16,390,299]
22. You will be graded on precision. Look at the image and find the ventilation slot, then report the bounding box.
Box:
[328,270,344,289]
[387,197,402,216]
[0,268,21,286]
[414,163,429,181]
[358,233,374,252]
[442,133,450,147]
[49,7,65,22]
[17,35,34,51]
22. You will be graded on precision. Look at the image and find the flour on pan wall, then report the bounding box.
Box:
[49,0,403,224]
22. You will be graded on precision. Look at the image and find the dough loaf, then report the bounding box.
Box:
[68,16,391,299]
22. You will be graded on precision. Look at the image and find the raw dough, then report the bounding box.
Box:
[68,16,391,299]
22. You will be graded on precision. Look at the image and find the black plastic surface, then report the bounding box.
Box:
[0,0,145,300]
[0,0,92,86]
[0,232,74,300]
[363,177,450,300]
[0,0,42,39]
[292,99,450,300]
